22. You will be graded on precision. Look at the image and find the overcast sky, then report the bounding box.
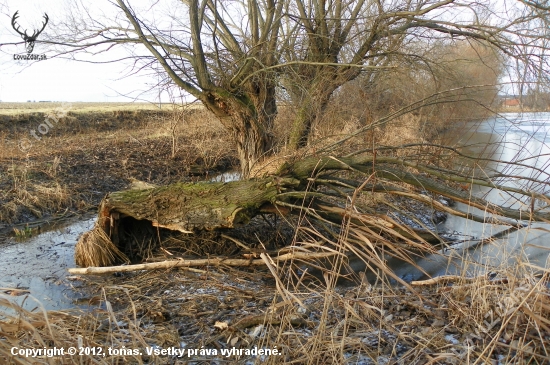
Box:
[0,0,527,103]
[0,0,163,103]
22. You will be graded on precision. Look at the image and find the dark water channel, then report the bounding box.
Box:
[388,112,550,281]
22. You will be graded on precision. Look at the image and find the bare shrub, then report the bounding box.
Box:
[312,40,502,149]
[184,108,235,170]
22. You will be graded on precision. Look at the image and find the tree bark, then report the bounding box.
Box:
[201,82,277,177]
[288,95,326,150]
[75,153,549,267]
[287,70,340,150]
[232,84,277,176]
[99,179,283,234]
[286,63,362,150]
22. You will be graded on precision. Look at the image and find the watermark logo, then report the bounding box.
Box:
[18,102,72,152]
[11,10,48,60]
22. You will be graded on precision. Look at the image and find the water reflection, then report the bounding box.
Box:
[0,217,95,312]
[387,113,550,281]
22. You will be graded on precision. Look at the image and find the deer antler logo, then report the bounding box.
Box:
[11,11,49,54]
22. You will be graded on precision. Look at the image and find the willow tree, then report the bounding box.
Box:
[47,0,549,168]
[282,0,548,149]
[52,0,286,176]
[134,0,284,176]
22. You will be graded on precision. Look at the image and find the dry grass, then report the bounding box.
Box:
[2,103,549,364]
[75,222,130,268]
[0,127,547,357]
[5,161,548,365]
[0,161,71,223]
[2,215,549,364]
[0,103,236,225]
[183,108,234,171]
[0,292,150,364]
[0,102,163,115]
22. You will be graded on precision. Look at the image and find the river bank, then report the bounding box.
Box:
[2,250,548,364]
[2,107,550,364]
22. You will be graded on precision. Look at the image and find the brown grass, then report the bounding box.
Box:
[2,217,549,364]
[0,292,149,364]
[75,223,130,267]
[0,103,236,225]
[2,102,548,364]
[1,134,548,362]
[0,161,71,223]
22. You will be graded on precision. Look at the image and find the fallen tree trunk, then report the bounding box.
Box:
[75,178,297,267]
[74,152,545,268]
[99,179,286,233]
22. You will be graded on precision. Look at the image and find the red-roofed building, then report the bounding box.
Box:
[502,98,521,108]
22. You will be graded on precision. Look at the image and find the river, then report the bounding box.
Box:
[390,112,550,281]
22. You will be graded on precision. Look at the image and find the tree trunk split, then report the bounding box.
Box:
[74,154,541,270]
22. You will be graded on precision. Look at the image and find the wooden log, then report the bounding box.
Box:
[69,251,337,275]
[102,179,281,233]
[75,178,292,267]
